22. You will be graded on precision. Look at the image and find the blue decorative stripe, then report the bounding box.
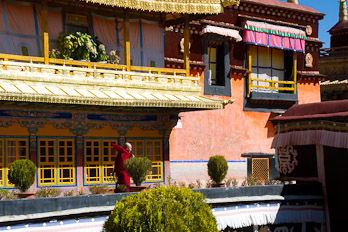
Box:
[116,20,120,48]
[170,160,246,163]
[244,42,304,52]
[32,4,41,55]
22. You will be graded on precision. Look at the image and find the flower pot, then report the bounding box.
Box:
[16,192,36,199]
[129,186,147,192]
[212,183,225,188]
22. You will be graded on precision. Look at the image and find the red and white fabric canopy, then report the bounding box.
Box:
[202,25,242,42]
[243,20,306,52]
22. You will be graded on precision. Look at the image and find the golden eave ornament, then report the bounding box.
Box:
[79,0,240,14]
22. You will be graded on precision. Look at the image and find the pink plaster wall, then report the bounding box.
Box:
[169,75,276,162]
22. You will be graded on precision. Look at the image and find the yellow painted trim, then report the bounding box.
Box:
[5,138,29,187]
[184,16,190,77]
[38,139,57,186]
[0,139,3,188]
[41,0,49,65]
[293,52,297,95]
[247,46,252,97]
[124,14,131,72]
[101,140,118,184]
[84,139,101,184]
[57,139,75,185]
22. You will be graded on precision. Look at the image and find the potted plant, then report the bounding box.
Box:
[52,32,108,63]
[8,159,36,198]
[124,157,152,192]
[207,155,228,187]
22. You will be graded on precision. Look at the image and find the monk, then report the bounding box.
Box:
[112,142,134,192]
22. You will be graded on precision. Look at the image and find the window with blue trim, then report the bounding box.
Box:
[38,138,75,186]
[84,139,117,185]
[0,138,29,188]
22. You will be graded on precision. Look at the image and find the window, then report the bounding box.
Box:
[65,13,89,34]
[203,38,231,96]
[128,139,163,182]
[249,45,294,94]
[208,45,225,86]
[38,138,75,186]
[84,139,117,185]
[0,138,29,188]
[85,140,100,184]
[102,140,117,183]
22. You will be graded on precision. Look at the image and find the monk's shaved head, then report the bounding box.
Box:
[123,142,132,152]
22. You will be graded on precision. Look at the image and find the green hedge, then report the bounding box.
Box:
[103,186,219,232]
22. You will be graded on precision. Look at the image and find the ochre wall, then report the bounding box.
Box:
[297,80,321,104]
[0,123,29,136]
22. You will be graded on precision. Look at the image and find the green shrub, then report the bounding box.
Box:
[8,159,36,192]
[103,186,219,232]
[124,157,152,186]
[0,189,18,200]
[207,155,228,184]
[35,187,62,198]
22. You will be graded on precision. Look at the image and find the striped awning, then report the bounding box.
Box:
[79,0,240,14]
[202,25,242,41]
[0,82,227,109]
[243,20,306,52]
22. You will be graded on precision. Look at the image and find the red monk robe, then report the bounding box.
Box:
[112,143,132,191]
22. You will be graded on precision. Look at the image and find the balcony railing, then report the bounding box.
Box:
[0,54,200,92]
[248,78,296,94]
[0,53,187,76]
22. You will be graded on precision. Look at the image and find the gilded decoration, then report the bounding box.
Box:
[278,145,298,175]
[306,25,312,36]
[79,0,240,14]
[305,53,313,68]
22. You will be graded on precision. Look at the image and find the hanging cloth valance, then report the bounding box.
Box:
[202,25,242,42]
[243,20,306,52]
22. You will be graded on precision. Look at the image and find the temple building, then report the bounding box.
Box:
[0,0,239,192]
[166,0,324,183]
[0,0,326,192]
[319,0,348,101]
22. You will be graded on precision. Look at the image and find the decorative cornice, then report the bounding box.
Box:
[0,93,225,109]
[230,65,250,76]
[78,0,239,14]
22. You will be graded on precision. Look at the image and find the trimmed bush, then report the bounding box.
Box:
[207,155,228,184]
[103,186,219,232]
[8,159,36,192]
[124,157,152,186]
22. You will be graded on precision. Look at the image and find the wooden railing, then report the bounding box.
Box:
[0,53,187,76]
[249,78,296,94]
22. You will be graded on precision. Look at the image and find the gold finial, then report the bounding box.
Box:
[339,0,348,21]
[287,0,298,4]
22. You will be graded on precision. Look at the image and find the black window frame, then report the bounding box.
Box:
[203,36,231,97]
